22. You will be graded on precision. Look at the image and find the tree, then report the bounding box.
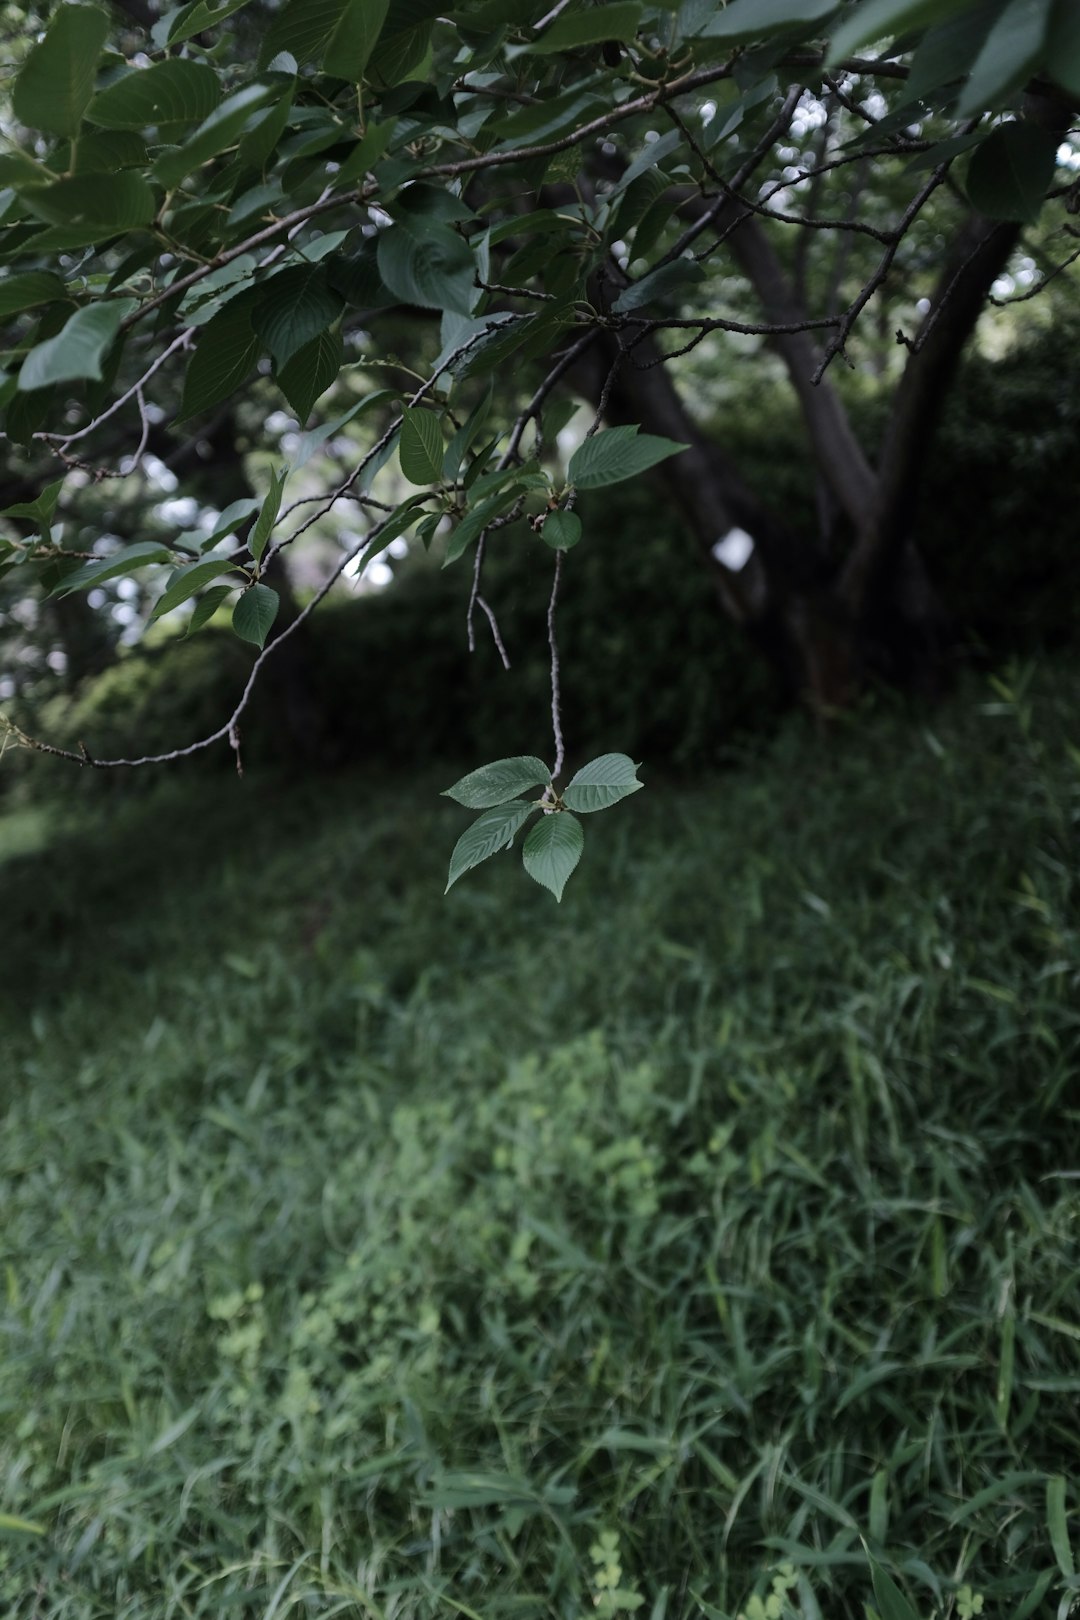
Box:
[0,0,1077,895]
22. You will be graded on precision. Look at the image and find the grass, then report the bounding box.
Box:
[1,659,1079,1619]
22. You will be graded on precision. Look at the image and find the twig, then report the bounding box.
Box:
[533,0,573,31]
[547,548,565,781]
[1,506,407,770]
[812,163,950,382]
[33,328,194,451]
[476,595,511,669]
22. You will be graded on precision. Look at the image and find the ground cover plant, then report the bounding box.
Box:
[2,658,1080,1619]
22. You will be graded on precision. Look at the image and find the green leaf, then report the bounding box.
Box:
[399,407,444,485]
[87,60,221,130]
[1047,1475,1074,1579]
[527,0,642,52]
[249,467,287,565]
[184,584,233,635]
[73,129,149,174]
[700,0,839,45]
[232,582,280,647]
[957,0,1053,114]
[153,85,275,188]
[18,299,136,391]
[368,18,433,87]
[568,426,688,490]
[442,488,521,565]
[377,213,478,317]
[259,0,347,66]
[238,87,294,170]
[826,0,971,64]
[180,301,260,419]
[541,510,581,551]
[20,174,156,244]
[443,383,493,481]
[443,755,550,808]
[0,477,65,525]
[168,0,257,44]
[324,0,391,80]
[0,1514,46,1537]
[56,540,172,596]
[522,811,583,901]
[865,1552,922,1620]
[965,121,1058,222]
[445,800,535,892]
[149,558,242,621]
[251,264,344,368]
[276,327,343,421]
[370,492,432,548]
[12,4,109,138]
[611,260,705,314]
[331,118,397,187]
[562,753,642,813]
[1048,0,1080,96]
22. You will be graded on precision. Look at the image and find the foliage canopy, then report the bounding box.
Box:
[0,0,1078,891]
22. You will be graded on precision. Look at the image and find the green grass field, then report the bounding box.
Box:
[2,661,1079,1620]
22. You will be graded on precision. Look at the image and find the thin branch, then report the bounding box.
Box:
[547,548,565,781]
[1,508,403,770]
[812,163,950,382]
[32,328,194,451]
[988,242,1080,306]
[476,595,511,669]
[657,85,803,269]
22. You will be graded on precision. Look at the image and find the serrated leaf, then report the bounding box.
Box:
[87,59,221,131]
[541,510,581,551]
[527,0,641,51]
[180,301,260,419]
[0,272,68,320]
[324,0,391,80]
[20,174,156,243]
[12,4,109,138]
[149,557,242,621]
[377,213,477,317]
[18,299,136,391]
[442,488,521,566]
[568,426,688,490]
[522,811,583,901]
[399,407,444,485]
[966,121,1058,222]
[701,0,839,45]
[251,264,344,368]
[443,382,493,481]
[168,0,257,45]
[562,753,642,813]
[0,476,65,524]
[153,84,275,187]
[370,492,432,547]
[184,584,233,635]
[957,0,1052,115]
[611,259,705,314]
[232,582,279,647]
[249,467,287,565]
[258,0,348,67]
[368,18,434,87]
[1048,0,1080,95]
[445,800,535,892]
[826,0,970,64]
[276,328,343,421]
[443,755,550,808]
[56,540,172,596]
